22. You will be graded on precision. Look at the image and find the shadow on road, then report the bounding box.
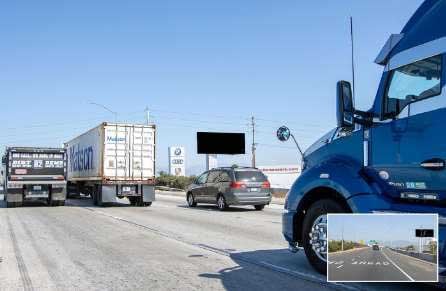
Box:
[198,248,443,291]
[177,204,259,213]
[0,197,51,208]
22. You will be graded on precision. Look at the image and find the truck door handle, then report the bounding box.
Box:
[420,158,445,170]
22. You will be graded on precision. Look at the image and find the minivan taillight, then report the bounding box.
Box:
[231,181,246,189]
[262,181,271,189]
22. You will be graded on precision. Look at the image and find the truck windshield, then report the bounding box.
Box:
[385,54,442,117]
[235,171,267,182]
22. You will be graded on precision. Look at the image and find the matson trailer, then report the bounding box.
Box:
[4,147,67,208]
[65,122,156,206]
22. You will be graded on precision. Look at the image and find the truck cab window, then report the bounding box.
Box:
[384,55,442,118]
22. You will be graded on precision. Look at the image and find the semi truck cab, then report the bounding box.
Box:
[279,0,446,280]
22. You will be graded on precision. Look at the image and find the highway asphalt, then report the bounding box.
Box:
[328,246,437,282]
[0,192,441,290]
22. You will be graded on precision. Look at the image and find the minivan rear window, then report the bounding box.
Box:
[234,171,267,182]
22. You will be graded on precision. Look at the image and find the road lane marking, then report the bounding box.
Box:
[337,265,343,269]
[381,249,415,282]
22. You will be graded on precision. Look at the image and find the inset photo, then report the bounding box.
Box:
[327,213,438,282]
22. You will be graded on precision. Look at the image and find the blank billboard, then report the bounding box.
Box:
[197,132,245,155]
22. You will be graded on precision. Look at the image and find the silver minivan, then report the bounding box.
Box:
[186,167,272,211]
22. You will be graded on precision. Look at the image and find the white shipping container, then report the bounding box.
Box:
[66,122,156,183]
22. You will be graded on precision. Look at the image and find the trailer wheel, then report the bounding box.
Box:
[302,199,345,275]
[92,189,98,206]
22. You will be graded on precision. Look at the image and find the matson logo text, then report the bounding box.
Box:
[70,144,94,171]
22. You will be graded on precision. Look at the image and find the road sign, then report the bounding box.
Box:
[416,229,434,237]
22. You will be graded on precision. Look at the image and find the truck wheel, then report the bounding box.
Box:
[143,202,152,207]
[92,190,98,206]
[254,204,265,211]
[187,193,197,207]
[302,199,345,275]
[217,194,228,211]
[128,197,138,206]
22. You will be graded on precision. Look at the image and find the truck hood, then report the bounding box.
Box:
[304,128,337,157]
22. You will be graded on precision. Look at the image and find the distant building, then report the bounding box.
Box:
[168,146,186,176]
[257,165,300,189]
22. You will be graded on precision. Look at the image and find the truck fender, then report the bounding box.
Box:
[287,156,376,243]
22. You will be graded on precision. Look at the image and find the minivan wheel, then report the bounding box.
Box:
[302,199,345,275]
[254,204,265,211]
[217,195,228,211]
[187,193,197,207]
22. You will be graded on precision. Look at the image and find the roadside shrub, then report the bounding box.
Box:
[156,171,196,190]
[328,240,361,252]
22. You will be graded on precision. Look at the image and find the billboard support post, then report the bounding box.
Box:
[206,154,218,171]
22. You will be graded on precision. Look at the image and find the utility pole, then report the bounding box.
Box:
[251,116,256,168]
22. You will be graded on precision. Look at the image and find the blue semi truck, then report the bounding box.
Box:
[277,0,446,281]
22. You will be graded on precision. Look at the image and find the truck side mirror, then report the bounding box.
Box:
[336,80,354,129]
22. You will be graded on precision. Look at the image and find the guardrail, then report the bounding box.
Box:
[389,248,436,263]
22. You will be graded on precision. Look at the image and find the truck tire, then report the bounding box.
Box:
[143,202,152,207]
[50,200,65,206]
[254,204,265,211]
[97,186,103,207]
[128,197,138,206]
[302,199,345,275]
[92,190,98,206]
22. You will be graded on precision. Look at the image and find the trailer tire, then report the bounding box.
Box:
[302,199,345,275]
[92,189,98,206]
[97,186,103,207]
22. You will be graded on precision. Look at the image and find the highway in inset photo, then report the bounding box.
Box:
[327,214,438,282]
[328,246,437,282]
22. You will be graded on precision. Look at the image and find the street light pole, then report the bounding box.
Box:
[89,102,118,123]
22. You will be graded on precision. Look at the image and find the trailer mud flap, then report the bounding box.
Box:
[101,185,120,203]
